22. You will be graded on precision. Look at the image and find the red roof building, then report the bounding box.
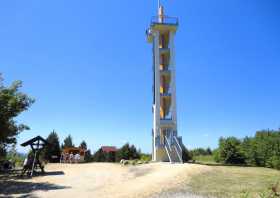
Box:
[101,146,117,153]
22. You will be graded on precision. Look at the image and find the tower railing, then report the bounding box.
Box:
[164,136,172,163]
[151,16,179,26]
[173,136,183,163]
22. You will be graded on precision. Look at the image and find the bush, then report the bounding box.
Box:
[5,147,25,167]
[218,137,246,164]
[140,153,151,162]
[182,145,192,162]
[266,156,280,170]
[213,148,221,163]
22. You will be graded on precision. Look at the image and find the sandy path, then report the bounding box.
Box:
[10,163,211,198]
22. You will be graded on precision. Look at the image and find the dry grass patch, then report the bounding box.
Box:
[188,166,280,198]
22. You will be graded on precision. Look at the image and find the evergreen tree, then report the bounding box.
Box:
[206,147,212,155]
[92,148,106,162]
[43,130,61,162]
[116,143,140,161]
[116,143,130,161]
[62,135,74,148]
[84,149,92,162]
[106,151,116,162]
[79,140,87,150]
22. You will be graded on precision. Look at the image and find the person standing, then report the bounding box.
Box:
[69,152,74,164]
[75,153,80,163]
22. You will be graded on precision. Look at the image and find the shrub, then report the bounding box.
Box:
[182,145,192,162]
[213,148,221,163]
[140,153,151,162]
[266,156,280,170]
[218,137,246,164]
[5,147,25,167]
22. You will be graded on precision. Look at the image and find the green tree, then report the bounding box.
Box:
[206,147,212,155]
[43,130,61,162]
[218,137,245,164]
[79,140,92,162]
[240,130,280,168]
[0,75,35,159]
[106,151,116,162]
[116,143,140,161]
[116,143,130,161]
[214,129,280,170]
[84,149,92,162]
[79,140,87,150]
[62,135,74,148]
[92,148,106,162]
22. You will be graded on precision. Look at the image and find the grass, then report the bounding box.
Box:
[193,155,219,165]
[187,165,280,198]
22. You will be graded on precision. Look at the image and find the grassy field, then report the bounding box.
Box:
[187,165,280,198]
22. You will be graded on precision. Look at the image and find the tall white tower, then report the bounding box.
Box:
[147,5,183,162]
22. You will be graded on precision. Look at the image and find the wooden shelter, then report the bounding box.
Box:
[61,147,86,163]
[21,136,49,176]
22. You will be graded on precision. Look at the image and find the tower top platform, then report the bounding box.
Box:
[150,15,178,26]
[146,5,178,42]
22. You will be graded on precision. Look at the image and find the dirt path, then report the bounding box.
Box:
[5,163,211,198]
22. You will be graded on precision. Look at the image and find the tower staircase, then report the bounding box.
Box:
[164,136,183,163]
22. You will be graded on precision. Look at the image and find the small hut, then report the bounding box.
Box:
[60,147,86,163]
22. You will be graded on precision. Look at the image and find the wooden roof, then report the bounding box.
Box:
[62,147,86,153]
[21,136,48,147]
[101,146,117,153]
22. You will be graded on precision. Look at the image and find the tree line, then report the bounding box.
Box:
[213,129,280,170]
[43,131,149,163]
[190,147,212,156]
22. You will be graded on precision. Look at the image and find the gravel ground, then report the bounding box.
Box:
[1,162,211,198]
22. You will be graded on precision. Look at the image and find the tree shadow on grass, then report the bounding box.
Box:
[0,171,70,197]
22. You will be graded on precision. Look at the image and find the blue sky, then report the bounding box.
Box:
[1,0,279,153]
